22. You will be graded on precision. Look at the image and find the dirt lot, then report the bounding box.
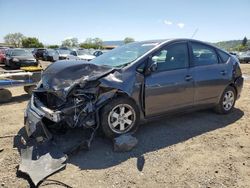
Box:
[0,62,250,188]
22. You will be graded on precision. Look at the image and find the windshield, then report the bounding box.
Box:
[58,49,71,55]
[77,49,91,55]
[91,42,159,67]
[12,49,33,56]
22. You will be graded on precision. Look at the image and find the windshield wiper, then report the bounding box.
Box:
[115,61,133,68]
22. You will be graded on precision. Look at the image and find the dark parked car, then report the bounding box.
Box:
[4,48,38,68]
[33,48,46,59]
[0,49,7,63]
[43,49,59,62]
[93,50,103,57]
[93,50,109,57]
[238,51,250,63]
[24,39,243,139]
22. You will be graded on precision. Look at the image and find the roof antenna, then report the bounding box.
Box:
[191,28,199,39]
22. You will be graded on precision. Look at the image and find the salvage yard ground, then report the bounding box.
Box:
[0,62,250,187]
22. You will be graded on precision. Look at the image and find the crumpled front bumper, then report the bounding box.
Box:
[24,95,62,137]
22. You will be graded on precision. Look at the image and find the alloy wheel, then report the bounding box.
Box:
[108,104,136,134]
[223,90,235,111]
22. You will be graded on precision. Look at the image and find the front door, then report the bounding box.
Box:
[145,42,194,117]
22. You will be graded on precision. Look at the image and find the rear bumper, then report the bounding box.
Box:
[14,61,38,67]
[59,56,67,60]
[235,76,244,99]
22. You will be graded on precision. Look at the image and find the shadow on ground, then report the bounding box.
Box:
[69,108,244,170]
[13,108,244,187]
[0,93,30,105]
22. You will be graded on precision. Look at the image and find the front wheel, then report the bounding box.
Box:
[215,86,236,114]
[100,97,140,138]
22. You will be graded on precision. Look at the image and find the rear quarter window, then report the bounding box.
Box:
[217,50,230,63]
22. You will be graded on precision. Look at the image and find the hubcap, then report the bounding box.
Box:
[223,90,235,111]
[108,104,136,134]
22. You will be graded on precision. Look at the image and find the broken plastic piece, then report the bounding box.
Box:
[19,141,67,186]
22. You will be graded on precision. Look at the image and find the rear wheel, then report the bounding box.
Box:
[100,97,140,138]
[215,86,236,114]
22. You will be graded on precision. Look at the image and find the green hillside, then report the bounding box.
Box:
[213,40,250,51]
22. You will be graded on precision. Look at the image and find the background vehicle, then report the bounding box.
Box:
[238,51,250,63]
[43,49,59,62]
[25,39,243,139]
[68,49,95,61]
[57,49,71,60]
[93,50,109,57]
[4,48,38,69]
[0,49,7,63]
[33,48,46,59]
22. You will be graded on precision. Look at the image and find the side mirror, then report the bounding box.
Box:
[145,62,157,75]
[149,62,157,72]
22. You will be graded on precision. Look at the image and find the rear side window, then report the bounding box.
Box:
[191,42,218,66]
[217,50,230,63]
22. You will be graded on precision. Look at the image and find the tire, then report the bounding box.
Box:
[9,61,17,69]
[5,60,9,67]
[214,86,236,114]
[100,97,140,138]
[24,85,36,96]
[0,89,12,103]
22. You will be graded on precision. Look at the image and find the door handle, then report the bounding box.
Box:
[220,70,227,75]
[185,75,193,81]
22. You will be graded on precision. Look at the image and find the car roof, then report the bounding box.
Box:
[140,38,229,54]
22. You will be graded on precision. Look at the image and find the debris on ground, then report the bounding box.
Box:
[0,148,3,152]
[113,134,138,152]
[19,141,67,186]
[17,127,98,186]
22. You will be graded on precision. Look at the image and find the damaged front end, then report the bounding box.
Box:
[24,61,117,139]
[20,61,120,186]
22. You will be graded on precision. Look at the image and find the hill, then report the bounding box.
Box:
[213,40,250,51]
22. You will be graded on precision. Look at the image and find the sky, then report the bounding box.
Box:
[0,0,249,45]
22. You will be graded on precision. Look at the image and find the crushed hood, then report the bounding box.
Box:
[41,60,114,96]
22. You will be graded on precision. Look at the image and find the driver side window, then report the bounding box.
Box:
[152,42,189,72]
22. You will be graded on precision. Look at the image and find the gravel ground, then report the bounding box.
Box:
[0,62,250,188]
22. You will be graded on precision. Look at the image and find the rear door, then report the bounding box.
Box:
[144,42,194,117]
[189,42,230,105]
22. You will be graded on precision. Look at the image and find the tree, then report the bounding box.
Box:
[4,32,25,47]
[79,37,103,49]
[22,37,44,48]
[242,37,248,46]
[61,37,78,47]
[47,45,59,49]
[124,37,135,44]
[93,37,103,48]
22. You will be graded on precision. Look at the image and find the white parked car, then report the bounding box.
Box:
[67,49,96,61]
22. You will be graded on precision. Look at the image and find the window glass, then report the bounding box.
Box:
[152,43,189,71]
[217,50,230,63]
[191,43,218,66]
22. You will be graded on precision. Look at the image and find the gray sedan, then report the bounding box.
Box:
[25,39,243,138]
